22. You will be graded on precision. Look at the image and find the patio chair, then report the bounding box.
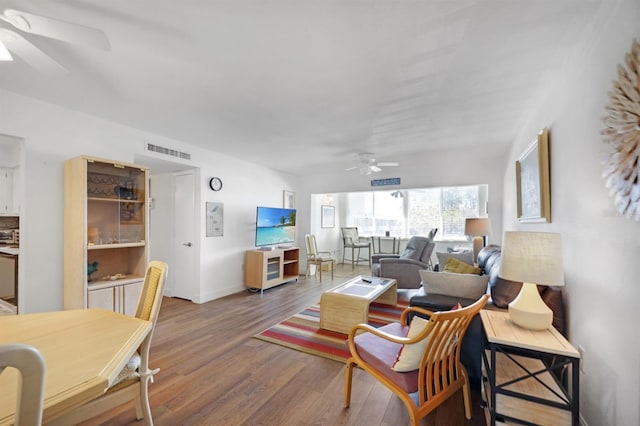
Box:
[305,234,334,281]
[341,227,371,269]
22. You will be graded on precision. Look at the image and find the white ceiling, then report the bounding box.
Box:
[0,0,604,175]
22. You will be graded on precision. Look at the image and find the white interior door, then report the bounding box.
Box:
[173,172,196,300]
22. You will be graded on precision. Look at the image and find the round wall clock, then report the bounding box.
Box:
[601,39,640,220]
[208,177,223,191]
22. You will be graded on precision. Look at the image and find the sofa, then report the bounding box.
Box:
[406,244,565,380]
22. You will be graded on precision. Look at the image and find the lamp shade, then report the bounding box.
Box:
[465,218,491,265]
[464,218,492,237]
[499,231,564,287]
[500,231,564,330]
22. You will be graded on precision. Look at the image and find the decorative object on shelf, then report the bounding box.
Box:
[321,205,335,228]
[104,273,126,281]
[208,177,223,191]
[601,39,640,220]
[87,261,99,281]
[88,174,137,199]
[283,190,295,209]
[206,202,223,237]
[516,128,551,223]
[87,227,99,245]
[465,217,492,264]
[119,202,141,223]
[113,179,136,200]
[499,231,564,330]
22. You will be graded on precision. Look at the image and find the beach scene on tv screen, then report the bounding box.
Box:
[256,208,296,246]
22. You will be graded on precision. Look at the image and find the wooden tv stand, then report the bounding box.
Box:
[244,247,300,295]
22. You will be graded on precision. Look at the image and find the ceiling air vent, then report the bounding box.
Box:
[146,143,191,160]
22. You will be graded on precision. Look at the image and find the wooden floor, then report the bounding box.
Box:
[80,264,486,426]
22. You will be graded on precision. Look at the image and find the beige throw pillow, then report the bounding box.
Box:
[392,303,462,372]
[419,270,489,300]
[392,316,431,372]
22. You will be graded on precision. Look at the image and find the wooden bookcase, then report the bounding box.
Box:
[244,247,299,295]
[64,155,149,315]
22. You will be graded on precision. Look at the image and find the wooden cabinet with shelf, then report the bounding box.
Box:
[244,247,299,295]
[64,155,149,313]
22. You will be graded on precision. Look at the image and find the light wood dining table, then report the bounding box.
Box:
[0,308,151,425]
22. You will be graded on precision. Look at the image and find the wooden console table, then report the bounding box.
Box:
[480,310,580,426]
[244,247,300,295]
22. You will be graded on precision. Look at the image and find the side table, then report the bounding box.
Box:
[480,310,580,426]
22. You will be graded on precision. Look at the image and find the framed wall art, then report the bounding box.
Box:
[516,128,551,223]
[321,205,335,228]
[206,202,224,237]
[283,190,295,209]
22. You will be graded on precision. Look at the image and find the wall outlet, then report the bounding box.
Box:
[578,345,586,373]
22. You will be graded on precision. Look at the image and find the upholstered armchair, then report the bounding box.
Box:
[371,236,435,289]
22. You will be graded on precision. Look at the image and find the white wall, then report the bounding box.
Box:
[148,173,175,293]
[0,89,298,312]
[501,1,640,424]
[301,144,506,252]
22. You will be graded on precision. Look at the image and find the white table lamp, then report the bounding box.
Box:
[499,231,564,330]
[465,218,492,264]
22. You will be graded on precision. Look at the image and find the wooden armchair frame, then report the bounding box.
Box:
[50,260,168,426]
[345,294,489,426]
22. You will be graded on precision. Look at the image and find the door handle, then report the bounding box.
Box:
[183,242,192,247]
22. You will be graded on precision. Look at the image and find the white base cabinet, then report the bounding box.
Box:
[87,281,142,316]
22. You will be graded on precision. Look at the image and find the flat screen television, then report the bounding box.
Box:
[255,206,297,247]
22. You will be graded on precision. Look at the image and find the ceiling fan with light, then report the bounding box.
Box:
[344,153,400,175]
[0,8,110,76]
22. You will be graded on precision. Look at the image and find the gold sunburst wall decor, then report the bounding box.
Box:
[601,39,640,220]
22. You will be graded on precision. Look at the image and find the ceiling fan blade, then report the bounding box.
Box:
[377,162,399,167]
[0,29,68,76]
[370,165,382,173]
[2,9,110,51]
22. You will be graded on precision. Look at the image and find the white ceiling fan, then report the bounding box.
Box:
[0,8,110,76]
[344,153,400,175]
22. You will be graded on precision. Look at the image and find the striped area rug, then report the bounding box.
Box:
[254,301,408,362]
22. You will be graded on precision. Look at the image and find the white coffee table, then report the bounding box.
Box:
[319,275,397,334]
